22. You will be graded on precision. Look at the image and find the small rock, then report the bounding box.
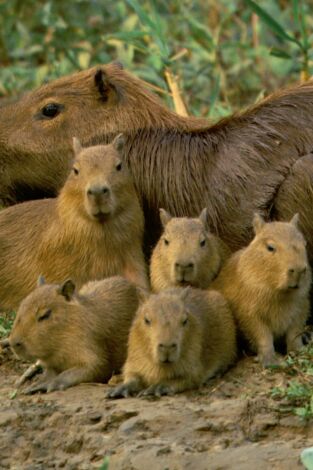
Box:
[0,410,18,426]
[156,446,171,456]
[118,417,147,434]
[87,411,102,424]
[63,435,84,454]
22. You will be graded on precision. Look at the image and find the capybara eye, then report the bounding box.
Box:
[38,309,52,322]
[41,103,61,118]
[182,318,188,326]
[164,238,169,246]
[73,167,79,175]
[200,239,206,247]
[116,162,122,171]
[144,317,151,325]
[267,244,276,252]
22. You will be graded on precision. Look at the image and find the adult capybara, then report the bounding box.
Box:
[212,214,311,367]
[10,276,140,393]
[0,133,148,310]
[150,208,230,292]
[2,63,313,259]
[107,287,236,398]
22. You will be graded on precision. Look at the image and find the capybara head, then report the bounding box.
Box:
[248,213,309,291]
[61,133,133,223]
[0,62,187,204]
[137,289,196,364]
[156,208,216,287]
[10,276,77,362]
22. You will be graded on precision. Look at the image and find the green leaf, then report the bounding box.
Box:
[98,456,110,470]
[270,48,293,59]
[184,13,214,49]
[244,0,301,47]
[301,447,313,470]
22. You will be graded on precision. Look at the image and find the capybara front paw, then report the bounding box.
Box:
[24,381,49,395]
[106,383,135,399]
[259,353,281,368]
[139,383,173,397]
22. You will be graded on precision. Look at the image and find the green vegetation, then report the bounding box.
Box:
[0,312,15,338]
[0,0,312,118]
[271,345,313,421]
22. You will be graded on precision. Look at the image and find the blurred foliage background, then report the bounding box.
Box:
[0,0,312,118]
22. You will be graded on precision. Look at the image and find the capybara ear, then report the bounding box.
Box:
[57,280,76,302]
[72,137,82,155]
[113,133,125,153]
[94,69,114,103]
[290,213,299,227]
[159,208,172,227]
[199,208,209,231]
[112,60,124,70]
[37,275,46,287]
[253,213,265,234]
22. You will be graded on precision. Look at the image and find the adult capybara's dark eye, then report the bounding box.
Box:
[41,103,61,118]
[116,162,122,171]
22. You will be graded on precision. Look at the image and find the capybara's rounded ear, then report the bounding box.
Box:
[253,213,265,234]
[159,208,172,227]
[112,60,124,70]
[94,69,114,102]
[113,133,125,152]
[37,275,46,287]
[57,280,76,302]
[290,213,299,227]
[199,208,209,231]
[72,137,82,155]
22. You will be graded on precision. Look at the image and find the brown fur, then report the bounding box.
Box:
[0,135,148,310]
[212,214,311,366]
[2,64,313,258]
[150,208,230,292]
[9,276,140,393]
[107,287,237,398]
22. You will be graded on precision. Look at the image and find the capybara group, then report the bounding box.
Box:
[150,208,230,292]
[2,64,313,260]
[0,133,148,310]
[10,276,140,393]
[212,214,311,366]
[108,287,237,398]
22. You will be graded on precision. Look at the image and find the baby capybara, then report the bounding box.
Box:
[108,287,236,398]
[150,208,230,292]
[0,134,148,310]
[10,276,140,393]
[212,213,311,366]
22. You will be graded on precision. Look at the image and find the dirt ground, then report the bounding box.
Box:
[0,347,312,470]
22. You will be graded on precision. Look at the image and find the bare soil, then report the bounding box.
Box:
[0,347,311,470]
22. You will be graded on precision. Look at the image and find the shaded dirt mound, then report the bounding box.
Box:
[0,350,311,470]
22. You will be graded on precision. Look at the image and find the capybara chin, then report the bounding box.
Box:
[107,287,236,398]
[9,276,140,393]
[150,208,230,292]
[212,213,311,367]
[0,133,148,311]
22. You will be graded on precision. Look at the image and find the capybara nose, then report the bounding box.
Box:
[158,342,177,352]
[175,262,194,273]
[87,185,110,197]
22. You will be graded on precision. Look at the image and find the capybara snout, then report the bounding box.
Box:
[174,260,195,284]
